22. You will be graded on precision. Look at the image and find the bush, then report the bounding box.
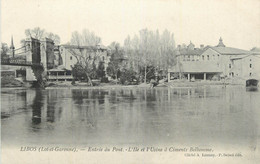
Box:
[120,69,137,85]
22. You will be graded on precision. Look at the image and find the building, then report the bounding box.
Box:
[168,38,260,81]
[231,53,260,79]
[50,44,110,81]
[59,44,110,70]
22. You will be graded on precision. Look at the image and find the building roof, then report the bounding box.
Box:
[210,46,252,55]
[60,44,107,50]
[251,47,260,52]
[230,54,260,60]
[179,48,204,55]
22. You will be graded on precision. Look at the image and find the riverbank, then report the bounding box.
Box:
[45,82,150,89]
[167,80,244,88]
[1,79,245,90]
[1,78,245,89]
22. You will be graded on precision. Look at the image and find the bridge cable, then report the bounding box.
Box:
[14,46,26,51]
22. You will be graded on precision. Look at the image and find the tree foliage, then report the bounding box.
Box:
[96,61,105,79]
[21,27,61,45]
[124,29,176,83]
[70,29,101,46]
[68,29,104,85]
[106,42,125,79]
[119,68,138,85]
[1,43,9,59]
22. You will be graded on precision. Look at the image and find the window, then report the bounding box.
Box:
[102,56,105,61]
[207,55,209,60]
[202,55,204,60]
[250,59,252,61]
[70,56,72,60]
[187,55,190,61]
[250,64,252,68]
[250,73,252,76]
[229,64,231,68]
[217,54,220,60]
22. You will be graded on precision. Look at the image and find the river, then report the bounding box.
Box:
[1,86,260,148]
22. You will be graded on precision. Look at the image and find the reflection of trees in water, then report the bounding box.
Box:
[72,89,108,106]
[108,89,136,104]
[71,89,109,128]
[31,89,44,125]
[72,90,84,105]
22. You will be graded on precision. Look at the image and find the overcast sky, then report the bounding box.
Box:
[1,0,260,50]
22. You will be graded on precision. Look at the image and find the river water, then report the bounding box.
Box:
[1,86,260,148]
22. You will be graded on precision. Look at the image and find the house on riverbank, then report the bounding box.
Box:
[168,38,260,81]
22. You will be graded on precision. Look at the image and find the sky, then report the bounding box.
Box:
[1,0,260,50]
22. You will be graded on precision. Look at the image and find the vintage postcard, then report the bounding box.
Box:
[1,0,260,163]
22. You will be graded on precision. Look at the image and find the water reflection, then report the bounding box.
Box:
[1,86,259,146]
[32,89,44,124]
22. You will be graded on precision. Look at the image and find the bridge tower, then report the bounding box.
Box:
[40,38,55,70]
[25,37,46,87]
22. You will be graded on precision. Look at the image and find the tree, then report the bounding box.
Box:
[106,42,125,80]
[20,27,61,45]
[96,61,105,79]
[1,43,9,59]
[72,63,88,81]
[46,32,61,45]
[68,29,103,86]
[123,29,176,83]
[70,29,101,46]
[120,68,137,85]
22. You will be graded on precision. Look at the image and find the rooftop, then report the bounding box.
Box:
[210,46,252,55]
[60,44,107,50]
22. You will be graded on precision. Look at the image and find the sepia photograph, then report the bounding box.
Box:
[1,0,260,163]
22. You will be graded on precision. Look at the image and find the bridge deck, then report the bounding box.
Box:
[1,59,43,67]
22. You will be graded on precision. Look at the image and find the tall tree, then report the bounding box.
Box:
[124,29,176,83]
[70,29,101,46]
[68,29,103,85]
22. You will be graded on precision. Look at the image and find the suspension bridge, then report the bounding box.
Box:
[1,37,46,88]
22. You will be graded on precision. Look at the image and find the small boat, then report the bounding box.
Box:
[246,79,259,91]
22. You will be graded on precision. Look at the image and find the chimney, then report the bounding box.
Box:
[200,44,204,49]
